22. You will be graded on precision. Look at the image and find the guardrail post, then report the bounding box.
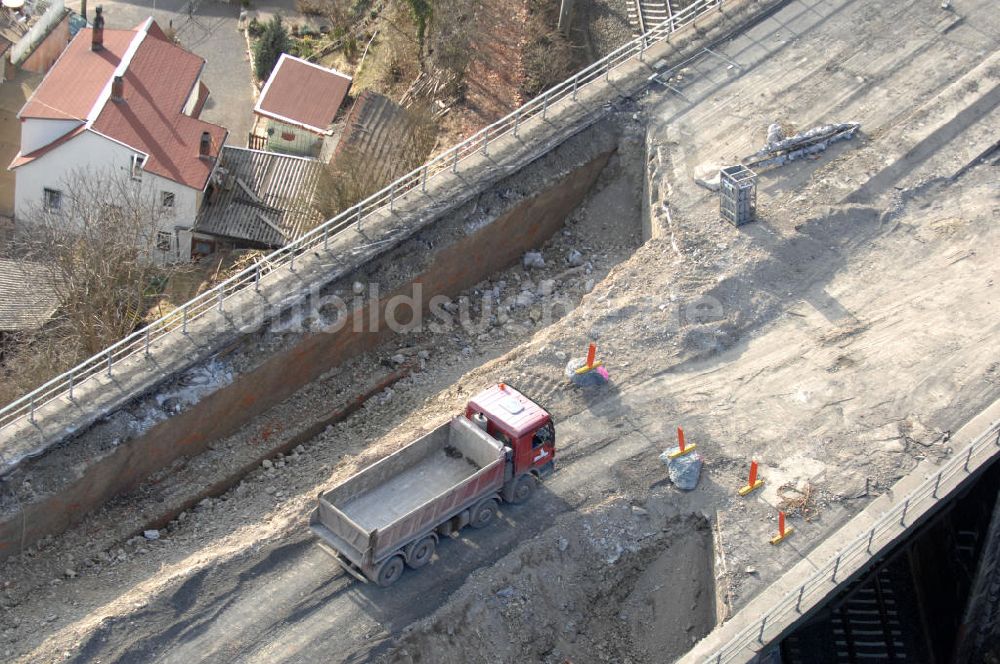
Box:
[933,471,943,498]
[900,498,910,527]
[542,94,550,120]
[106,349,112,377]
[421,165,428,193]
[866,527,876,554]
[482,128,490,156]
[217,287,224,312]
[605,59,611,81]
[254,264,261,292]
[389,182,396,212]
[29,396,35,423]
[452,149,459,174]
[182,305,188,334]
[356,206,363,230]
[144,329,151,357]
[964,446,974,472]
[513,109,521,137]
[795,585,805,612]
[572,76,579,100]
[68,372,74,401]
[290,250,296,272]
[995,428,1000,447]
[757,615,767,644]
[832,555,841,583]
[323,226,330,250]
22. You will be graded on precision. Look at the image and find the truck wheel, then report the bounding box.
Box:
[511,474,536,504]
[406,536,436,569]
[376,555,405,587]
[470,498,498,529]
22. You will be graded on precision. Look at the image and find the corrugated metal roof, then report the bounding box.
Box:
[0,259,60,333]
[193,146,323,248]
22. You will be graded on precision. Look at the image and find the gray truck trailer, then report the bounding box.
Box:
[310,384,555,586]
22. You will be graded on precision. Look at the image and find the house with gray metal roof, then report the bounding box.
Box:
[190,146,323,255]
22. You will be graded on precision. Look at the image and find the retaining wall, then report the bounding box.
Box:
[0,142,615,558]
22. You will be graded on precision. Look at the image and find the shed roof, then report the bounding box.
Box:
[254,54,352,135]
[0,259,60,333]
[193,146,323,247]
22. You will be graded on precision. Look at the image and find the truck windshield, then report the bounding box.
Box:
[531,422,554,448]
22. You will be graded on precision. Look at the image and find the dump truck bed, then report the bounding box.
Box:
[340,449,486,530]
[310,416,506,577]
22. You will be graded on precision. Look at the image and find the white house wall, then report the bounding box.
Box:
[14,130,201,263]
[20,118,83,154]
[182,75,202,117]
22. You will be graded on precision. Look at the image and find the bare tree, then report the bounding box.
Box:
[9,169,175,359]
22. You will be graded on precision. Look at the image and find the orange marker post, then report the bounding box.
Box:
[738,460,764,496]
[770,510,794,545]
[667,425,697,459]
[574,342,604,375]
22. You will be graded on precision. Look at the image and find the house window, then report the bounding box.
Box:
[130,154,144,181]
[43,188,62,211]
[161,191,175,209]
[156,230,173,252]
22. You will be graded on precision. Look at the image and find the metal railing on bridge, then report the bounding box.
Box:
[707,418,1000,663]
[0,0,727,453]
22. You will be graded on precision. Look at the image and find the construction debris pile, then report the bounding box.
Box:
[743,122,862,170]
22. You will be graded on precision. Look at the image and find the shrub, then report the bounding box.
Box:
[253,15,292,81]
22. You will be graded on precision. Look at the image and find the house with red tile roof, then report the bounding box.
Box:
[253,53,351,157]
[9,10,228,261]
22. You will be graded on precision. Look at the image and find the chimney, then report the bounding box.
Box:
[111,75,124,102]
[92,6,104,51]
[199,131,212,159]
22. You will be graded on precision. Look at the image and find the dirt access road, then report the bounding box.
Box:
[4,0,1000,661]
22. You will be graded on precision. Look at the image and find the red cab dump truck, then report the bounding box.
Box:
[310,384,555,586]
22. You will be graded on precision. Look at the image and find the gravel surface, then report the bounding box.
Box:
[576,0,634,59]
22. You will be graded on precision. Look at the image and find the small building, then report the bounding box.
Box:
[253,53,351,157]
[5,0,73,76]
[192,145,322,255]
[8,12,228,261]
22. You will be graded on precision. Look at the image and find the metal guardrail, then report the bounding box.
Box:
[0,0,727,444]
[707,419,1000,663]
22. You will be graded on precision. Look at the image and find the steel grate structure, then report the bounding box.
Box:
[720,164,757,226]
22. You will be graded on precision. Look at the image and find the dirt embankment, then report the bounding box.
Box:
[383,504,714,664]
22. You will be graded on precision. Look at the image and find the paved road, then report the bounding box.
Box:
[65,0,254,144]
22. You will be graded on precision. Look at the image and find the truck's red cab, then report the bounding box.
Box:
[465,384,555,478]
